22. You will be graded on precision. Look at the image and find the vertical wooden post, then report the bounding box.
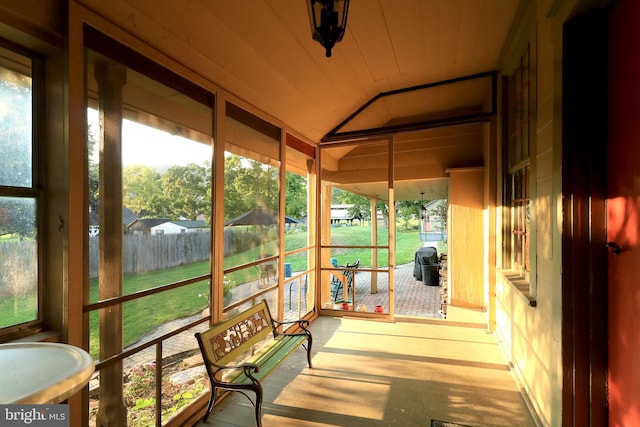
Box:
[484,120,497,332]
[320,183,333,305]
[387,137,395,316]
[67,5,88,425]
[278,129,286,321]
[211,95,225,324]
[306,158,317,311]
[94,61,128,427]
[369,197,378,294]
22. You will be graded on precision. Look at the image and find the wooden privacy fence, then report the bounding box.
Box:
[3,229,247,284]
[0,240,37,296]
[89,232,211,279]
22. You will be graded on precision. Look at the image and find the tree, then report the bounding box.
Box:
[223,154,247,219]
[0,74,31,188]
[223,155,278,219]
[246,160,278,210]
[0,67,36,239]
[87,123,100,216]
[335,190,369,222]
[433,199,449,230]
[161,162,211,220]
[331,187,345,204]
[0,198,35,239]
[285,172,307,219]
[396,200,422,231]
[123,165,167,217]
[376,201,390,226]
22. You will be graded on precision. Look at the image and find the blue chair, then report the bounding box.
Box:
[330,259,360,302]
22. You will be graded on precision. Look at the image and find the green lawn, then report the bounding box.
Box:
[3,225,446,359]
[87,262,211,358]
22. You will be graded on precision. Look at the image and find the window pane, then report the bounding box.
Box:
[320,140,390,312]
[284,142,315,320]
[0,49,32,188]
[321,141,389,247]
[223,105,281,308]
[85,34,214,427]
[503,42,532,274]
[86,53,213,302]
[0,196,37,327]
[223,152,280,268]
[506,42,531,169]
[284,170,308,246]
[284,249,313,321]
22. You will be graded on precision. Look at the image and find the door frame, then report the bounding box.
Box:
[561,10,609,427]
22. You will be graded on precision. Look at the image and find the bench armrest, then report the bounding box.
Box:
[206,361,261,384]
[272,319,311,337]
[214,361,260,372]
[273,318,309,328]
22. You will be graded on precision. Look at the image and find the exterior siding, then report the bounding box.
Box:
[493,1,580,425]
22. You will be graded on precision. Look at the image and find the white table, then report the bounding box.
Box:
[0,342,95,404]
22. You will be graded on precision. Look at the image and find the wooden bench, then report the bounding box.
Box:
[195,299,312,426]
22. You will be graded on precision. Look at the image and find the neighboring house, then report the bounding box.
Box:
[89,207,139,236]
[89,211,98,237]
[421,199,446,232]
[150,220,209,235]
[330,204,362,225]
[123,207,139,229]
[420,199,447,243]
[127,218,172,235]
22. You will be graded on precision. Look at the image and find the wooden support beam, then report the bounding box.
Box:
[94,61,128,427]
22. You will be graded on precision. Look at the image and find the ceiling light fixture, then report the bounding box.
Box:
[307,0,350,57]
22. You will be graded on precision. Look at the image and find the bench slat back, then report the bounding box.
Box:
[197,299,275,366]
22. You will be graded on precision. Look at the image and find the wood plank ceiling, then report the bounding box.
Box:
[79,0,521,200]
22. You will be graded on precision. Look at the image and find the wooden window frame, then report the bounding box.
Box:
[503,42,531,281]
[0,40,45,341]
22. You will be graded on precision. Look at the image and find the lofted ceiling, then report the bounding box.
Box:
[79,0,521,200]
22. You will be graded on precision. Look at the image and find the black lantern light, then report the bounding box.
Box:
[420,192,427,220]
[307,0,350,57]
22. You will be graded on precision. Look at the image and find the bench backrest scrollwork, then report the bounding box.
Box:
[197,299,275,367]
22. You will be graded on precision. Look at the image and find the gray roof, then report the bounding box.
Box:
[123,207,139,227]
[89,207,139,227]
[131,218,172,228]
[171,220,208,229]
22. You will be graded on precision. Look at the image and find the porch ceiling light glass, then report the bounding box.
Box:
[307,0,350,57]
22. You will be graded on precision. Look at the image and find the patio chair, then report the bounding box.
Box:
[331,259,360,302]
[256,254,276,288]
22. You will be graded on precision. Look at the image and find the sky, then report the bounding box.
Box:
[87,108,212,168]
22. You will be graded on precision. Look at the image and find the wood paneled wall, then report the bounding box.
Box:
[448,167,484,308]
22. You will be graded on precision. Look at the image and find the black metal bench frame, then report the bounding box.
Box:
[195,299,312,426]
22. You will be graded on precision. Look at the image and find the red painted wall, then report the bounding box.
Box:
[608,0,640,425]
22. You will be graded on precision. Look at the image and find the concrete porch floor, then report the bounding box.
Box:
[194,307,537,427]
